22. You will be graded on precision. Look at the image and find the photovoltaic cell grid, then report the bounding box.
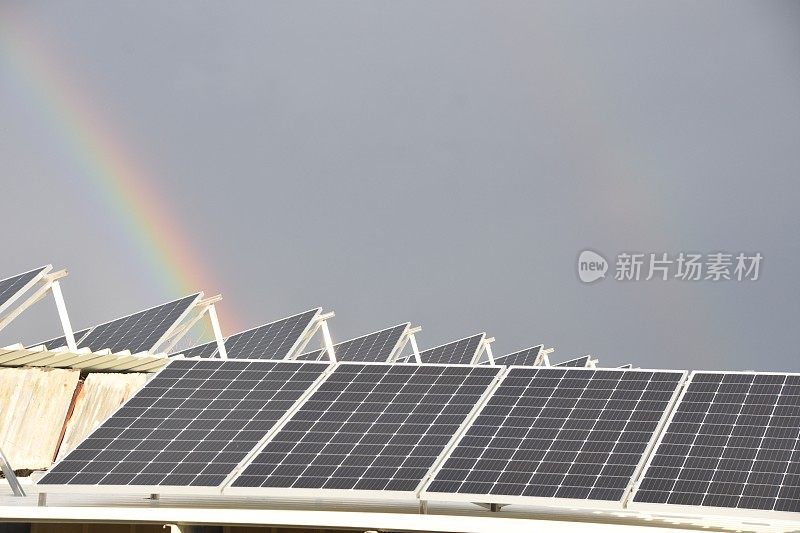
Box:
[484,346,542,367]
[34,295,199,353]
[32,328,92,350]
[633,372,800,513]
[178,341,222,359]
[224,309,319,359]
[294,349,325,361]
[0,266,46,310]
[177,309,319,359]
[38,359,328,488]
[76,294,199,353]
[418,334,483,365]
[293,323,408,362]
[424,368,684,502]
[230,363,501,493]
[555,356,591,368]
[331,324,408,362]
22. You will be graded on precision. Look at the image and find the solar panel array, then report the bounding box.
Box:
[555,355,591,368]
[230,363,501,493]
[39,359,328,488]
[0,266,46,311]
[418,334,483,365]
[424,368,684,503]
[633,372,800,513]
[33,295,199,353]
[25,281,798,523]
[483,346,542,367]
[176,309,319,360]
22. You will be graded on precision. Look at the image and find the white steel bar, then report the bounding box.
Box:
[409,334,422,364]
[0,270,66,333]
[482,340,496,365]
[207,304,228,359]
[0,445,25,497]
[50,280,77,351]
[320,319,336,362]
[150,293,204,353]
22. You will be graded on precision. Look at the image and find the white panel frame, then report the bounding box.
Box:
[286,309,337,360]
[387,324,421,363]
[148,293,205,353]
[158,294,223,355]
[0,265,51,316]
[0,267,78,349]
[419,366,688,510]
[472,336,496,365]
[536,347,555,366]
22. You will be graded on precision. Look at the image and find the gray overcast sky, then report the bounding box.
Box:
[1,1,798,370]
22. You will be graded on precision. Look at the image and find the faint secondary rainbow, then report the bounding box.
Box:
[0,13,242,331]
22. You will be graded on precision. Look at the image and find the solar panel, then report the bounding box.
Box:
[31,328,92,350]
[418,334,484,365]
[37,359,329,491]
[295,324,409,363]
[631,371,800,515]
[75,294,200,353]
[228,363,502,497]
[555,355,591,368]
[178,340,221,359]
[173,309,320,360]
[331,324,409,362]
[223,309,320,359]
[0,266,48,313]
[482,346,542,367]
[422,367,686,506]
[294,349,325,361]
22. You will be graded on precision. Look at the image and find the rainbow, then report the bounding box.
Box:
[0,11,241,331]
